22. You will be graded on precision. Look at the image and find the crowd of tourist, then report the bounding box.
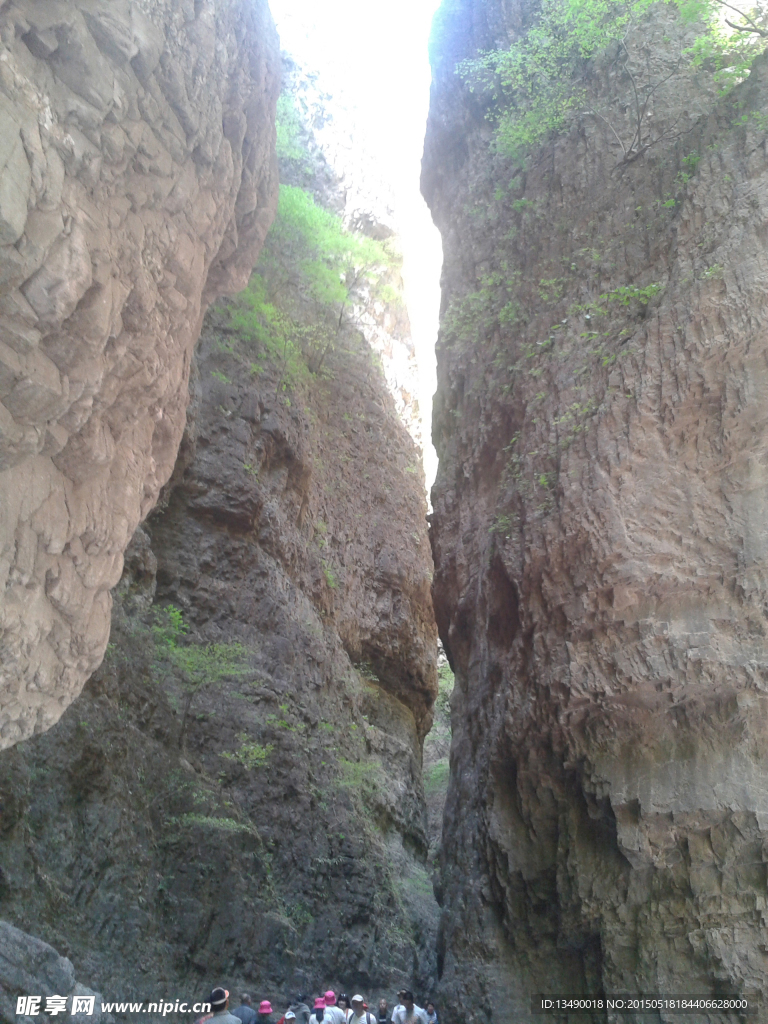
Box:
[201,988,438,1024]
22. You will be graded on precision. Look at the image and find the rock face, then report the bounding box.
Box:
[0,920,113,1024]
[424,0,768,1016]
[0,0,280,747]
[0,303,438,1006]
[0,57,438,1002]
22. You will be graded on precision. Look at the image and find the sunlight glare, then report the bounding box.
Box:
[269,0,444,491]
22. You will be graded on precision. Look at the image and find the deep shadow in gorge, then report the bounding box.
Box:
[0,305,438,1002]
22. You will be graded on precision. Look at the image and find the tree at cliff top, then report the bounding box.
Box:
[459,0,768,162]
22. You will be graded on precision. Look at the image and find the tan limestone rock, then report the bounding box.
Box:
[0,0,280,746]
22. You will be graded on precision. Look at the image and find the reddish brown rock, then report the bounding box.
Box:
[0,0,280,746]
[424,0,768,1015]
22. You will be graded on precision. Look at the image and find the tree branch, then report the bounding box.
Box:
[716,0,768,36]
[620,40,644,153]
[724,15,768,35]
[613,118,693,170]
[586,108,628,156]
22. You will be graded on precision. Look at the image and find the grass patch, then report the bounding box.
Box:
[170,814,253,834]
[424,759,450,796]
[338,758,382,790]
[221,735,274,770]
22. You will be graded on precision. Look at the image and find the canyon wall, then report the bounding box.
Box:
[0,308,437,1007]
[0,57,439,1007]
[0,0,280,748]
[423,0,768,1017]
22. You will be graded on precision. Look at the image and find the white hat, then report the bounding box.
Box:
[351,997,364,1005]
[285,1014,296,1019]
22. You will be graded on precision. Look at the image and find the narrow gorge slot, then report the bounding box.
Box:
[1,0,768,1021]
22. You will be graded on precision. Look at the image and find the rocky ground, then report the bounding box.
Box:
[0,921,113,1024]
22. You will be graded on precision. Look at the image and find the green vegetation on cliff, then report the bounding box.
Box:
[459,0,768,161]
[275,93,305,162]
[230,184,396,383]
[151,604,250,749]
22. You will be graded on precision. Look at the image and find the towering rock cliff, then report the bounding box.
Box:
[0,0,280,747]
[0,55,438,1007]
[424,0,768,1016]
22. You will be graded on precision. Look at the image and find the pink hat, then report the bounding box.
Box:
[313,1000,326,1011]
[324,993,336,1007]
[259,1003,273,1015]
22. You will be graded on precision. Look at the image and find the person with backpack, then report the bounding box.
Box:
[425,1005,437,1024]
[288,995,311,1024]
[337,996,350,1022]
[348,996,373,1024]
[376,1000,388,1024]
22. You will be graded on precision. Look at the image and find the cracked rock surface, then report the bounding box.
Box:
[0,920,112,1024]
[423,0,768,1017]
[0,0,280,747]
[0,304,438,1001]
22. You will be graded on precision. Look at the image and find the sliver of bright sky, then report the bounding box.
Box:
[268,0,444,492]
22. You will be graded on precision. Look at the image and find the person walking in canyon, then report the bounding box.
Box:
[311,997,326,1024]
[288,995,311,1024]
[233,995,257,1024]
[208,989,243,1024]
[425,1004,437,1024]
[347,994,374,1024]
[258,1000,274,1024]
[337,995,350,1021]
[392,993,427,1024]
[389,992,405,1022]
[376,999,388,1024]
[322,992,345,1024]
